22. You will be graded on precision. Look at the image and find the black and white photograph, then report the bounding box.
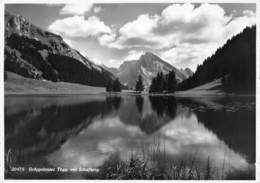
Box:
[1,0,258,181]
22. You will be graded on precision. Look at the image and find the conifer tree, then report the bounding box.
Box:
[135,75,144,92]
[112,78,122,92]
[167,70,177,93]
[106,80,113,92]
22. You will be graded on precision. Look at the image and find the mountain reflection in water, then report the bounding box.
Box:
[5,95,255,179]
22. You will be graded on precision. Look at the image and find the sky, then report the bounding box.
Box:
[5,3,256,71]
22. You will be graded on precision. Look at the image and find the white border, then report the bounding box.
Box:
[1,0,259,3]
[0,0,5,182]
[256,0,259,182]
[0,0,259,183]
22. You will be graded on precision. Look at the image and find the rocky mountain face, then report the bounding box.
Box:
[4,11,114,87]
[115,52,193,89]
[180,68,193,78]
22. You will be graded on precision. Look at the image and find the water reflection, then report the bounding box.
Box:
[106,96,122,111]
[5,96,117,156]
[5,95,255,179]
[135,96,143,114]
[149,96,177,118]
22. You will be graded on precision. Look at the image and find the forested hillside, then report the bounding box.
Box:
[178,26,256,94]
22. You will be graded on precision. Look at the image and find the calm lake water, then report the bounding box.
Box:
[5,95,255,179]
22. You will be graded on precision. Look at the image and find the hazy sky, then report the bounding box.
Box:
[5,3,256,71]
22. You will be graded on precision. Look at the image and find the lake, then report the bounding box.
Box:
[4,95,255,179]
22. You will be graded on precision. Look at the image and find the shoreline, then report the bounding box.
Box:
[4,72,255,98]
[5,90,255,98]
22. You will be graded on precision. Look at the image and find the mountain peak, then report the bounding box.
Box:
[116,52,190,89]
[5,11,30,34]
[141,51,158,59]
[6,11,63,40]
[184,67,193,72]
[139,51,161,62]
[144,51,154,56]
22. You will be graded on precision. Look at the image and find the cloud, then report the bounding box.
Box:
[98,33,118,47]
[160,3,195,24]
[124,50,144,61]
[158,3,231,42]
[106,58,122,68]
[243,10,255,17]
[60,3,93,15]
[160,42,219,71]
[100,14,172,50]
[93,6,103,13]
[48,3,255,69]
[119,14,159,39]
[48,16,112,38]
[98,14,164,50]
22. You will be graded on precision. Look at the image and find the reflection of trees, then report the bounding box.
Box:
[136,96,177,134]
[106,96,122,111]
[135,96,143,114]
[149,96,177,118]
[195,109,255,163]
[178,97,255,164]
[5,98,113,157]
[118,96,178,135]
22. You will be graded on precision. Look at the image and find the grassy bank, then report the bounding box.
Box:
[98,152,211,180]
[5,71,105,95]
[4,72,224,97]
[5,73,254,97]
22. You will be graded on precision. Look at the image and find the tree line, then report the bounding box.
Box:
[134,70,178,93]
[149,70,177,93]
[106,70,178,93]
[106,78,122,92]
